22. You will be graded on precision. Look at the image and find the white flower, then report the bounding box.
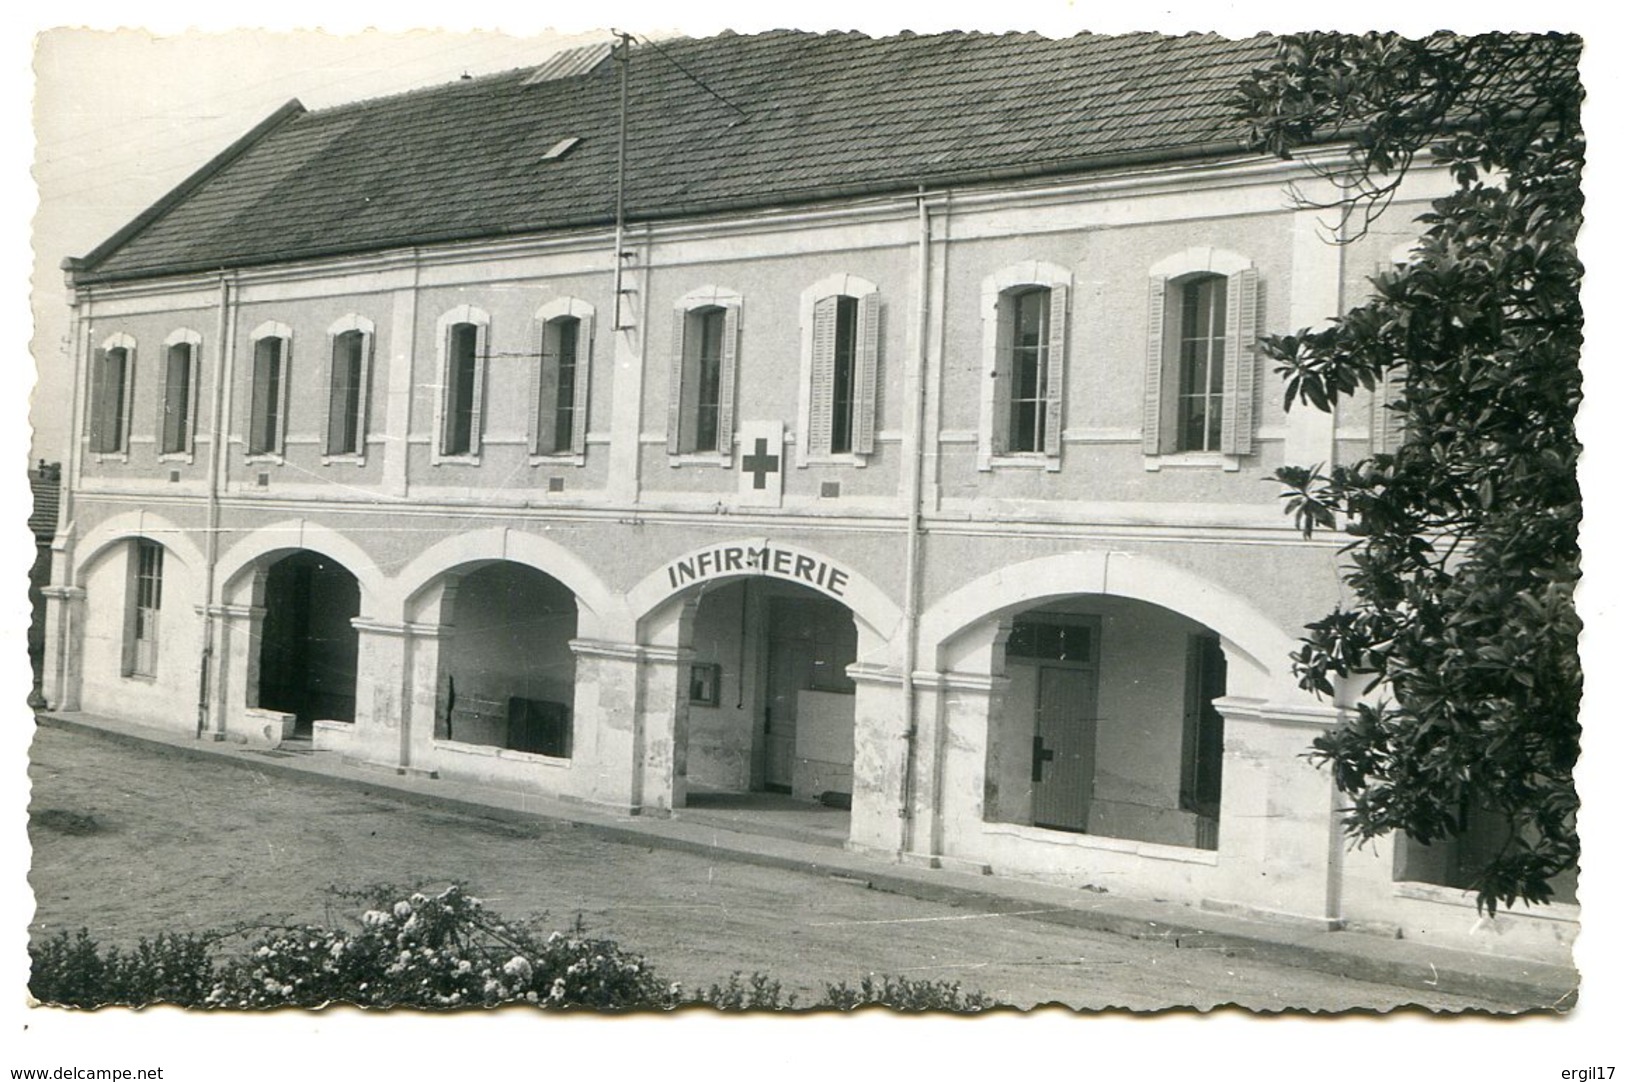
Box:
[393,900,413,918]
[503,955,533,981]
[456,959,473,974]
[362,910,390,927]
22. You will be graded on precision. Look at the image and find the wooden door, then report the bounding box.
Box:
[1031,665,1098,832]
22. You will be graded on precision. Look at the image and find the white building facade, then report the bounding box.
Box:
[42,31,1577,963]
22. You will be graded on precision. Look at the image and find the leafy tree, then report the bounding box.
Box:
[1234,32,1583,912]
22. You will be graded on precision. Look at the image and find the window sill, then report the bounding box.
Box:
[667,453,731,468]
[245,452,285,465]
[431,453,483,467]
[121,671,158,684]
[981,453,1061,473]
[800,452,870,469]
[157,451,195,465]
[89,451,131,464]
[321,453,367,467]
[1143,452,1241,473]
[530,452,587,468]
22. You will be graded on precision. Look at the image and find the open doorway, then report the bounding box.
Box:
[985,596,1227,851]
[256,550,360,734]
[681,578,858,807]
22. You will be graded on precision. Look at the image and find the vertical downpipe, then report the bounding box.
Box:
[897,190,932,852]
[611,30,631,331]
[197,273,234,737]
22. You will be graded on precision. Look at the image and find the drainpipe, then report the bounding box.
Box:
[197,272,235,737]
[896,188,933,851]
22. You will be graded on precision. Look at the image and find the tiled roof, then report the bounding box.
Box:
[76,31,1275,283]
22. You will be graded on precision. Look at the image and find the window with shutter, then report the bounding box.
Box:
[669,288,742,460]
[1143,249,1260,465]
[798,274,880,465]
[248,332,289,457]
[530,299,594,463]
[159,334,200,457]
[978,263,1070,470]
[1370,258,1409,456]
[325,327,370,457]
[89,339,135,455]
[434,305,490,462]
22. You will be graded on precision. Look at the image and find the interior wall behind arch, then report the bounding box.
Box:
[440,563,578,749]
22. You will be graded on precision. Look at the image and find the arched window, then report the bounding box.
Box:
[978,262,1070,470]
[325,315,375,460]
[668,287,741,459]
[1144,247,1260,461]
[89,333,137,456]
[159,329,202,457]
[532,298,595,461]
[124,538,164,678]
[434,305,490,461]
[247,322,293,458]
[798,274,880,465]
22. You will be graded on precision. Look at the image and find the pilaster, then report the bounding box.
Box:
[1283,208,1343,469]
[41,584,86,712]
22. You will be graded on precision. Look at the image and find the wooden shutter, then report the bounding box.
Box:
[805,296,837,464]
[326,334,350,454]
[1043,285,1067,461]
[667,309,686,454]
[88,347,108,452]
[715,305,740,458]
[990,295,1014,458]
[249,340,274,455]
[1372,363,1406,455]
[469,322,488,456]
[570,321,591,458]
[1142,276,1168,455]
[1220,267,1259,457]
[535,320,560,456]
[854,293,880,457]
[161,344,188,454]
[358,331,374,457]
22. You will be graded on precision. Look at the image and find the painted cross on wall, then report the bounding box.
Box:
[736,419,784,507]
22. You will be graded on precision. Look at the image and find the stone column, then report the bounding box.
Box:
[401,621,449,772]
[41,584,86,712]
[348,617,432,769]
[568,636,692,815]
[1206,695,1345,927]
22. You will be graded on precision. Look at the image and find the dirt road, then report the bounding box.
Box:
[26,723,1510,1011]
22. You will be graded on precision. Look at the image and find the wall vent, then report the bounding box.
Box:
[257,472,270,488]
[168,470,181,483]
[820,481,841,499]
[548,476,565,493]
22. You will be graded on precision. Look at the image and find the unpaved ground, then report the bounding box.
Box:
[27,723,1512,1012]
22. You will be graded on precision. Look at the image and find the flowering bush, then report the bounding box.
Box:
[31,883,1003,1012]
[206,885,669,1009]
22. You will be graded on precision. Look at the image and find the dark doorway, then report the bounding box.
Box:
[257,551,360,733]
